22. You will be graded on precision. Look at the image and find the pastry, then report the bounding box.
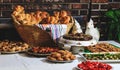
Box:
[47,50,76,61]
[12,5,72,25]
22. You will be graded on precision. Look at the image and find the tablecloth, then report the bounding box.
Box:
[0,41,120,70]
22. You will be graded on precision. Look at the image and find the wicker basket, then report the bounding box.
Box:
[12,15,55,46]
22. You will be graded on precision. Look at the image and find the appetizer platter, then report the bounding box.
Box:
[76,42,120,63]
[47,50,76,63]
[77,61,112,70]
[63,33,93,41]
[26,46,59,57]
[80,52,120,63]
[0,40,29,54]
[84,42,120,53]
[59,33,97,46]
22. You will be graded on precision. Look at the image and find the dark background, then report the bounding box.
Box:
[0,0,120,41]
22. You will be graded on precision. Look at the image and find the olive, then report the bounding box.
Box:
[102,58,105,60]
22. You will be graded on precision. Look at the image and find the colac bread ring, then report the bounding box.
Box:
[49,16,56,24]
[53,11,60,23]
[34,11,42,23]
[40,17,51,24]
[24,14,32,24]
[60,10,68,17]
[14,5,24,12]
[59,10,71,24]
[60,16,70,24]
[16,13,25,21]
[35,11,42,18]
[12,5,72,25]
[54,11,60,17]
[12,11,20,16]
[40,11,49,19]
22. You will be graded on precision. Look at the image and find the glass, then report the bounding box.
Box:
[70,46,84,54]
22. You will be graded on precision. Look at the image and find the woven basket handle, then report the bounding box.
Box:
[66,16,75,34]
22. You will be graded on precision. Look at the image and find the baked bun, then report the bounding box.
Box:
[41,11,49,19]
[60,16,71,24]
[34,11,42,23]
[60,10,68,17]
[47,50,76,61]
[12,5,72,25]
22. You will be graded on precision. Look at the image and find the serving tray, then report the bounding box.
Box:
[84,42,120,53]
[80,52,120,63]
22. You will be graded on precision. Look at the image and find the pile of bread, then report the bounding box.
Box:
[47,50,76,61]
[12,5,71,25]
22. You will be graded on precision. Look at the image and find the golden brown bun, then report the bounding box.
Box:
[60,10,68,17]
[60,16,70,24]
[41,16,56,24]
[12,5,72,25]
[16,13,25,21]
[12,11,20,16]
[47,50,76,61]
[54,11,60,17]
[41,11,49,19]
[14,5,24,12]
[49,16,56,24]
[25,14,31,22]
[34,11,42,23]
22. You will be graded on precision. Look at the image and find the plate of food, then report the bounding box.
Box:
[81,52,120,63]
[77,61,112,70]
[47,50,76,63]
[0,40,30,54]
[26,46,60,57]
[59,33,97,46]
[84,42,120,53]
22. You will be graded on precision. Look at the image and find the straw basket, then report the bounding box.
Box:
[36,16,75,42]
[12,15,55,46]
[11,14,77,47]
